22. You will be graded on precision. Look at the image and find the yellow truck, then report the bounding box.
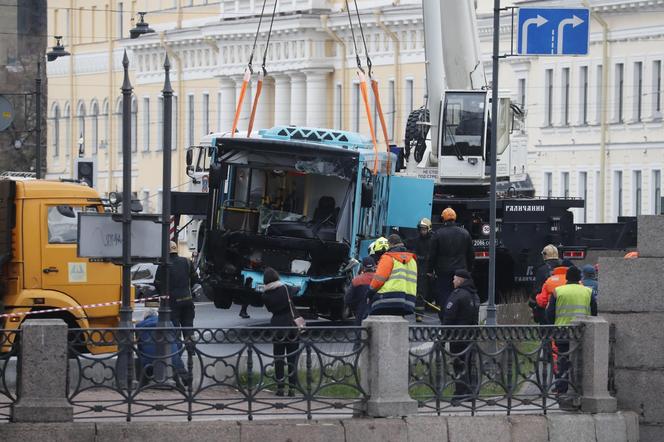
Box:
[0,179,125,339]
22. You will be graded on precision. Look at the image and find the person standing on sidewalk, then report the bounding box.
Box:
[154,241,199,338]
[442,269,480,399]
[427,208,474,323]
[407,218,434,323]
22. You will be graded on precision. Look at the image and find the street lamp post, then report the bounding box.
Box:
[35,62,42,179]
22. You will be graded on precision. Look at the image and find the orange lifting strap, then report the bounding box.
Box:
[370,78,392,174]
[230,68,251,138]
[358,72,380,175]
[246,70,264,137]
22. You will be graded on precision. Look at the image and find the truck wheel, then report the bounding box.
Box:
[404,107,430,163]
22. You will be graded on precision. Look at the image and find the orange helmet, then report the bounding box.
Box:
[441,207,457,222]
[624,251,639,259]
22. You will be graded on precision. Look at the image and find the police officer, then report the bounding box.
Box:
[155,241,199,337]
[407,218,434,322]
[443,269,480,399]
[369,234,417,316]
[428,207,474,323]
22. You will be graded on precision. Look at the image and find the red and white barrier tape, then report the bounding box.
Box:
[0,295,169,319]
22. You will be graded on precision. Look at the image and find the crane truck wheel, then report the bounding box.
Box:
[404,107,430,163]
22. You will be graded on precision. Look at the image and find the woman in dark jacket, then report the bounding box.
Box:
[260,267,300,396]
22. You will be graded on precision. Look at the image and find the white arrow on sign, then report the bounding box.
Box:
[520,15,548,54]
[556,15,584,54]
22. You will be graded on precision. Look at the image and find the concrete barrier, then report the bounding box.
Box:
[0,413,639,442]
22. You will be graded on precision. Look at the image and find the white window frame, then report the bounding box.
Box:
[202,92,210,135]
[544,69,553,127]
[578,171,588,223]
[633,170,642,216]
[142,97,150,152]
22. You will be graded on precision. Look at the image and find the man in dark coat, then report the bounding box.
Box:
[407,218,434,322]
[442,269,480,399]
[428,208,474,323]
[344,256,376,326]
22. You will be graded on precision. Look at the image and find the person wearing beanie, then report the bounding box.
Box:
[427,207,474,322]
[344,256,377,326]
[581,264,599,316]
[546,265,595,394]
[369,233,418,316]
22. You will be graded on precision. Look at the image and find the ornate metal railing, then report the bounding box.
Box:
[0,330,20,421]
[409,325,583,415]
[67,326,368,421]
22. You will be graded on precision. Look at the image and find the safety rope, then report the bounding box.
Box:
[344,0,379,175]
[246,0,278,137]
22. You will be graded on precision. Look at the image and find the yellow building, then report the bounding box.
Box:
[46,0,432,212]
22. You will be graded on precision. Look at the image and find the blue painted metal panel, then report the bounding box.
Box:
[240,270,340,298]
[386,176,433,228]
[258,126,372,150]
[517,8,590,56]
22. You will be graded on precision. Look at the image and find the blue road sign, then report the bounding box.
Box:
[517,8,590,56]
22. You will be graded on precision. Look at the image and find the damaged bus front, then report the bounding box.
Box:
[194,127,432,320]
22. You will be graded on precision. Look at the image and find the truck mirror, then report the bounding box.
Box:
[186,149,194,167]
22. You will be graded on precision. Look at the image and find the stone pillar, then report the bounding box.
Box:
[231,74,252,133]
[572,316,617,413]
[360,316,418,417]
[289,71,306,126]
[599,215,664,441]
[272,73,291,126]
[304,69,331,128]
[11,319,73,422]
[254,76,274,131]
[217,77,236,133]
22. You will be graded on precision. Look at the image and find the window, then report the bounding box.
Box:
[157,96,163,151]
[634,62,643,122]
[388,79,395,140]
[101,99,109,149]
[116,99,122,155]
[654,60,662,116]
[544,172,553,198]
[653,170,662,214]
[562,67,570,126]
[561,171,570,198]
[579,171,588,223]
[116,2,123,39]
[187,94,195,146]
[545,69,553,126]
[352,83,360,132]
[64,102,71,157]
[614,170,623,219]
[334,83,342,130]
[142,97,150,152]
[51,104,60,157]
[616,63,624,123]
[633,170,642,216]
[595,171,601,222]
[517,78,526,109]
[580,66,588,125]
[202,93,209,135]
[47,206,95,244]
[131,97,137,152]
[90,101,99,153]
[172,96,178,150]
[596,64,603,123]
[217,91,222,132]
[405,78,414,118]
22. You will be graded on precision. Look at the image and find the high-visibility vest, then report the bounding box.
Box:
[373,257,417,313]
[554,284,592,326]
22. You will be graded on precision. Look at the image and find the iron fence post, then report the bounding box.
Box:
[117,50,135,389]
[155,54,174,383]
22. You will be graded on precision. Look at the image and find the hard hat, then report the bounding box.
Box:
[624,251,639,259]
[371,237,389,254]
[417,218,432,230]
[541,244,559,260]
[169,241,178,254]
[441,207,457,222]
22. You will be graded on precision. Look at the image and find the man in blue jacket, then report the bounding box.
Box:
[581,264,598,316]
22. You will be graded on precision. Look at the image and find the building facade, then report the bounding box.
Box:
[46,0,664,223]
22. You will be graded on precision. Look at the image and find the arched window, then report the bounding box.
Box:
[63,102,71,157]
[50,102,60,157]
[101,99,109,149]
[115,98,122,155]
[90,100,99,153]
[131,96,138,153]
[77,100,86,157]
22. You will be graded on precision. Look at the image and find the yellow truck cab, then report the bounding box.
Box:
[0,179,123,335]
